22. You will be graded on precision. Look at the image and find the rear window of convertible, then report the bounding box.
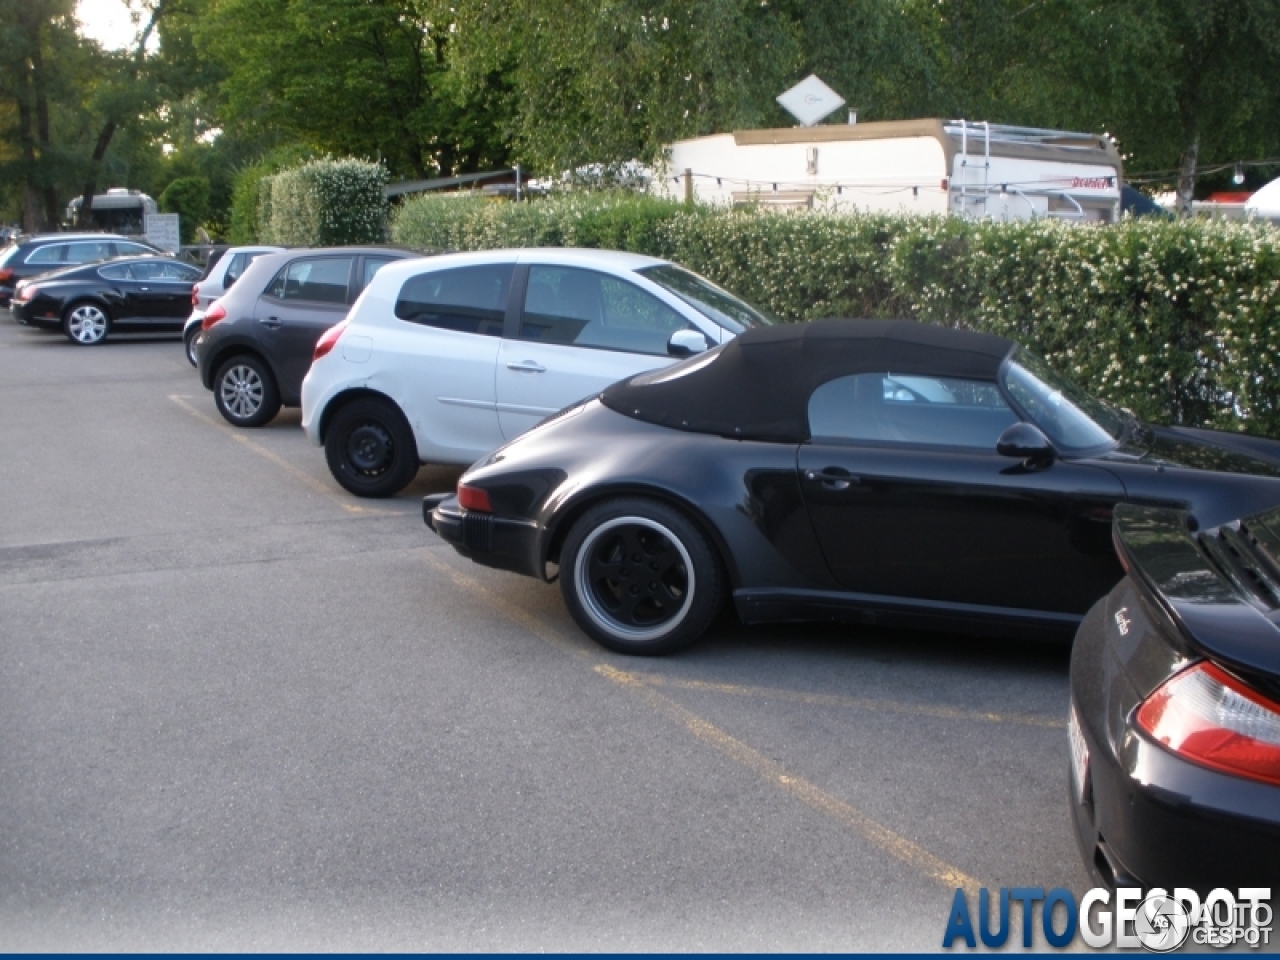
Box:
[395,264,513,337]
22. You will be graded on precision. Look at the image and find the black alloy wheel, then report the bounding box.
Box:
[213,354,281,427]
[62,301,111,345]
[324,397,420,498]
[560,497,723,655]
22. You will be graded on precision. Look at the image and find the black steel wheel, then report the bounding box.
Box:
[213,354,281,427]
[62,301,111,345]
[324,397,420,498]
[560,497,723,655]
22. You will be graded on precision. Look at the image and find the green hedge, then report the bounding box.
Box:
[158,176,210,245]
[259,158,388,246]
[392,193,1280,436]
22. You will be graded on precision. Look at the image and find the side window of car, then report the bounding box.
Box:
[129,261,162,281]
[520,266,691,356]
[157,261,201,281]
[223,254,248,286]
[394,264,513,336]
[808,373,1017,448]
[114,242,155,257]
[267,257,353,304]
[359,257,395,293]
[65,241,115,263]
[98,263,133,280]
[25,245,66,265]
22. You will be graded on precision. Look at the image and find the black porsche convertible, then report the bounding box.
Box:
[425,318,1280,655]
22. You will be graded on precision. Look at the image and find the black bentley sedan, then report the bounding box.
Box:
[1069,503,1280,891]
[12,255,202,345]
[425,318,1280,655]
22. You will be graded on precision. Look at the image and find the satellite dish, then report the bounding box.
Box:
[776,75,846,128]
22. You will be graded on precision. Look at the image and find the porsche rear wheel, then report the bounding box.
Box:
[560,498,723,655]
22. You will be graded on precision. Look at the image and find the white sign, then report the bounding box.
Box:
[776,74,846,128]
[144,213,180,252]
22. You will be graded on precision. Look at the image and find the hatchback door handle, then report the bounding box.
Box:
[259,317,282,329]
[506,360,546,373]
[806,468,860,490]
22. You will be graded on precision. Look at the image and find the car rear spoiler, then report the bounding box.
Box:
[1113,503,1280,677]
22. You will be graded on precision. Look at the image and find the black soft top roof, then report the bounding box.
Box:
[600,318,1015,442]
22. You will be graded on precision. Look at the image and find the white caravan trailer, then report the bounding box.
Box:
[657,119,1123,221]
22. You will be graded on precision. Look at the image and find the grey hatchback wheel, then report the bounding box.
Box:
[213,354,281,428]
[63,302,110,345]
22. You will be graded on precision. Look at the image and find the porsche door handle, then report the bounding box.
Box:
[806,468,860,490]
[506,360,546,373]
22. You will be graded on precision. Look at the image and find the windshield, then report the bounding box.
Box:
[1000,347,1125,452]
[636,264,778,334]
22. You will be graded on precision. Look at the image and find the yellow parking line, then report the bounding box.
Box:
[421,550,983,894]
[169,394,399,516]
[630,675,1065,729]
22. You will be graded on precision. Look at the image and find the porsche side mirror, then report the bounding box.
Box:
[997,422,1055,466]
[668,329,710,358]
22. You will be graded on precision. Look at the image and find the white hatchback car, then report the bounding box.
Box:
[183,245,283,365]
[302,248,777,497]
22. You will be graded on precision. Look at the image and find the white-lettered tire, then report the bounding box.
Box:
[213,354,281,427]
[62,301,111,345]
[324,397,420,498]
[560,497,723,655]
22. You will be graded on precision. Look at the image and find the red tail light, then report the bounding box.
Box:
[1137,661,1280,787]
[201,302,227,331]
[313,320,348,361]
[191,288,199,307]
[457,483,492,513]
[0,268,12,282]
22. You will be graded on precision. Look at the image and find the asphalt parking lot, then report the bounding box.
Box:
[0,314,1088,950]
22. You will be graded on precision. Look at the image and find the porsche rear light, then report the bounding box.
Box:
[313,320,348,361]
[457,483,492,513]
[1136,661,1280,787]
[201,302,227,330]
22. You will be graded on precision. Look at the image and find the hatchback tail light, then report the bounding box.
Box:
[201,302,227,330]
[313,320,348,361]
[1137,661,1280,787]
[191,287,199,307]
[457,483,492,513]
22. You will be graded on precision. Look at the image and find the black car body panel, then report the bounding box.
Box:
[428,319,1280,645]
[10,256,201,331]
[196,247,421,406]
[1069,504,1280,891]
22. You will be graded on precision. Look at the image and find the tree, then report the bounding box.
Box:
[158,174,209,242]
[199,0,511,179]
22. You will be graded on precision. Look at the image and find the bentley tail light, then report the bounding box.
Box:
[313,321,347,361]
[201,302,227,330]
[457,483,492,513]
[0,268,12,282]
[1137,661,1280,787]
[14,283,37,302]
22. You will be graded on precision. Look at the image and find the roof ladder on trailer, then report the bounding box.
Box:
[955,119,991,217]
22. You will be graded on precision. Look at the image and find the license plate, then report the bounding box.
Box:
[1068,703,1090,805]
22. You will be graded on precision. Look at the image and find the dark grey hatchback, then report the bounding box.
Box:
[195,246,423,427]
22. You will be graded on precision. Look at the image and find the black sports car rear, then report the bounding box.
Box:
[426,318,1280,655]
[1069,504,1280,891]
